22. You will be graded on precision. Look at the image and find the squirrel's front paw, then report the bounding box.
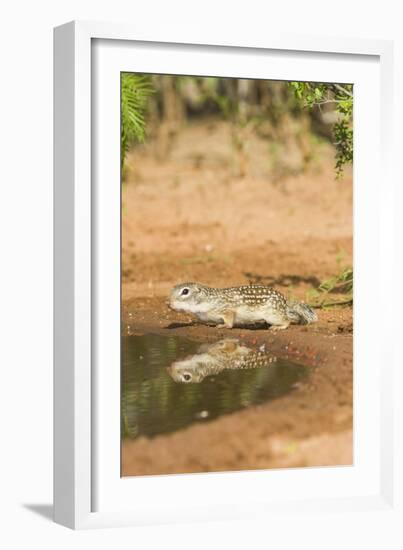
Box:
[269,324,289,331]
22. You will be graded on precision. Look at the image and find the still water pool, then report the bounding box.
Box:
[122,334,308,439]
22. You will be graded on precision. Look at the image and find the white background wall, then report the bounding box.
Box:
[0,1,402,547]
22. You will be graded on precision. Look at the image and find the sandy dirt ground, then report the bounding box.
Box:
[121,120,353,476]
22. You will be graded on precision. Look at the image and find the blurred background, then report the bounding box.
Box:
[122,75,352,181]
[121,75,353,306]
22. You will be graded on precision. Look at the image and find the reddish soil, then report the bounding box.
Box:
[121,120,353,476]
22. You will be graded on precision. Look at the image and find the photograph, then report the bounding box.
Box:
[120,73,353,477]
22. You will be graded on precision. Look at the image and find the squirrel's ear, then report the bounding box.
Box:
[219,341,238,353]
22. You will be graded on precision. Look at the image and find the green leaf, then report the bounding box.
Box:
[121,73,154,169]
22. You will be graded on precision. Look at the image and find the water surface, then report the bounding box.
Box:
[122,334,308,439]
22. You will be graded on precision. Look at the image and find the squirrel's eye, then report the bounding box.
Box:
[183,373,191,381]
[181,288,189,296]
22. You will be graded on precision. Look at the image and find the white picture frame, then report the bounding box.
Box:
[54,20,398,530]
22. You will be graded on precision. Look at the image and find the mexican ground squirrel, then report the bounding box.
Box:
[168,282,317,330]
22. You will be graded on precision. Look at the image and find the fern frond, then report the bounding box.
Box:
[121,73,154,168]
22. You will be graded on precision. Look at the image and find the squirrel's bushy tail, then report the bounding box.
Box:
[286,301,318,325]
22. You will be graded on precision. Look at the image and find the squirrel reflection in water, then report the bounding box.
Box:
[167,339,277,384]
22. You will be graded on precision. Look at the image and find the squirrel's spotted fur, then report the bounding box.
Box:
[168,282,317,330]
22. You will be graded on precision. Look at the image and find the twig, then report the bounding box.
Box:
[311,298,353,308]
[333,83,353,98]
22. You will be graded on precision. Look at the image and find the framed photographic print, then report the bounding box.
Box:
[54,20,398,529]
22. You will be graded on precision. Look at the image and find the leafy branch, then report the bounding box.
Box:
[289,82,353,177]
[306,267,353,308]
[121,73,154,170]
